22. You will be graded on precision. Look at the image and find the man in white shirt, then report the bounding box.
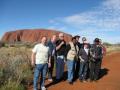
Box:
[31,36,51,90]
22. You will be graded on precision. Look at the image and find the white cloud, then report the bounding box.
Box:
[103,0,120,11]
[49,19,60,26]
[63,0,120,32]
[48,0,120,43]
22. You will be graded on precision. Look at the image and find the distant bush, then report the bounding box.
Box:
[0,47,33,89]
[0,41,5,47]
[103,42,112,47]
[5,41,37,48]
[115,43,120,46]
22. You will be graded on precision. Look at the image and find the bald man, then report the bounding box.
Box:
[31,36,51,90]
[55,33,66,83]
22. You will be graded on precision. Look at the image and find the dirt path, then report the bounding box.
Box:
[28,52,120,90]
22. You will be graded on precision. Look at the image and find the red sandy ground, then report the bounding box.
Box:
[28,52,120,90]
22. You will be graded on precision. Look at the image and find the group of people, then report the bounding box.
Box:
[31,33,106,90]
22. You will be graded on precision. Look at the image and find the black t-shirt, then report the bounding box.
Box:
[76,42,82,49]
[56,39,66,56]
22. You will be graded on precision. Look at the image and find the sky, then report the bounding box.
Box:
[0,0,120,43]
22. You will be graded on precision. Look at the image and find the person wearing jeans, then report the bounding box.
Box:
[34,64,48,90]
[47,35,57,82]
[67,60,76,84]
[79,61,89,82]
[31,36,51,90]
[79,41,90,82]
[66,37,79,84]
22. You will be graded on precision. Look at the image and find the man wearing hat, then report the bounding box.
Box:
[66,36,79,84]
[79,40,90,82]
[81,37,91,49]
[89,38,103,82]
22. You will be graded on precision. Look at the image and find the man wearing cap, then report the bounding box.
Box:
[55,33,66,82]
[66,36,79,84]
[82,37,87,43]
[79,41,90,82]
[89,38,103,82]
[81,37,91,79]
[81,37,91,49]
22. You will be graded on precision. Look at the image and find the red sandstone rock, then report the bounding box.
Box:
[1,29,72,43]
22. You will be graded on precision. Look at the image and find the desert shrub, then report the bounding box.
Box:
[106,46,120,54]
[0,41,5,47]
[0,68,4,85]
[0,81,25,90]
[103,42,112,47]
[114,43,120,47]
[0,47,33,89]
[8,41,37,48]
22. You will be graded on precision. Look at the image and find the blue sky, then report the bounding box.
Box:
[0,0,120,43]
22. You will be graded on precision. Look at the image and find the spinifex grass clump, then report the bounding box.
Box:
[0,47,33,89]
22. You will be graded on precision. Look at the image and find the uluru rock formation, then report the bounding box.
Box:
[1,29,72,43]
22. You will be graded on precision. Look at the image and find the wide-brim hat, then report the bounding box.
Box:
[75,35,80,38]
[94,38,100,42]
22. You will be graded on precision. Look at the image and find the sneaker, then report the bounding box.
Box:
[83,80,87,83]
[48,78,53,82]
[41,86,47,90]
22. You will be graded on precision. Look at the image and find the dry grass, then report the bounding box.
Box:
[0,47,33,90]
[0,44,120,90]
[106,46,120,55]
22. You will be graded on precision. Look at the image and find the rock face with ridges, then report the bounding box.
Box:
[1,29,72,43]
